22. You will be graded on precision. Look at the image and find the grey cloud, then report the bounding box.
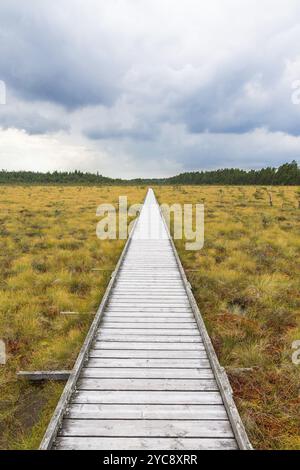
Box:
[0,1,122,109]
[0,0,300,174]
[0,92,69,135]
[175,54,300,137]
[0,109,69,135]
[85,128,153,141]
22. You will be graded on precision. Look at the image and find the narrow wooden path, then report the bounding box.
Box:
[40,189,251,450]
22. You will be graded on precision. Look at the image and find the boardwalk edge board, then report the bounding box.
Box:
[158,197,253,451]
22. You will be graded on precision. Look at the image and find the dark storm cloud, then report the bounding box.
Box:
[85,128,153,141]
[0,105,69,135]
[176,56,300,137]
[0,1,122,109]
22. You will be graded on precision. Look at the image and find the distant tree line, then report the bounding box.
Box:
[165,161,300,186]
[0,161,299,186]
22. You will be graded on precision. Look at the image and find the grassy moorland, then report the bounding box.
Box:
[0,185,145,449]
[0,184,299,450]
[156,185,300,450]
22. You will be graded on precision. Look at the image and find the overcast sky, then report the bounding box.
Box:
[0,0,300,178]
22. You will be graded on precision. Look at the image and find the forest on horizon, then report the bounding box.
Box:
[0,161,299,186]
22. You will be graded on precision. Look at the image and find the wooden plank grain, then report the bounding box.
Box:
[105,307,193,312]
[59,419,234,438]
[71,390,223,405]
[92,341,204,350]
[87,358,210,368]
[101,317,196,323]
[104,309,193,315]
[98,328,200,336]
[66,403,227,420]
[55,437,238,450]
[104,311,194,317]
[101,322,197,329]
[81,368,214,379]
[76,378,218,391]
[88,349,207,359]
[96,334,203,343]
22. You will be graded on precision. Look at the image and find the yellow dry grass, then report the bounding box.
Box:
[155,185,300,450]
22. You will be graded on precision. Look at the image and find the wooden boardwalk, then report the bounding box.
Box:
[40,189,251,450]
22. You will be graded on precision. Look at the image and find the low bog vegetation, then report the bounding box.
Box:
[0,184,299,450]
[156,185,300,450]
[0,185,145,449]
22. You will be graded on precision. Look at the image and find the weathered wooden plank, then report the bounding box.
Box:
[120,268,179,272]
[113,280,185,286]
[111,290,186,294]
[59,419,233,438]
[66,403,227,420]
[99,328,200,336]
[121,267,179,269]
[104,311,194,317]
[55,437,238,450]
[89,349,207,359]
[119,266,179,269]
[115,283,184,287]
[116,276,182,280]
[71,390,222,405]
[118,262,180,265]
[122,262,178,264]
[115,273,180,276]
[92,341,204,350]
[116,275,183,280]
[106,304,192,313]
[101,322,196,329]
[119,268,179,270]
[116,273,183,280]
[108,294,187,299]
[87,358,210,368]
[113,290,186,294]
[96,334,202,343]
[102,317,196,324]
[76,378,218,391]
[107,304,192,308]
[105,308,193,314]
[81,367,214,379]
[122,263,177,266]
[122,258,177,261]
[110,295,188,300]
[108,302,191,308]
[122,260,176,263]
